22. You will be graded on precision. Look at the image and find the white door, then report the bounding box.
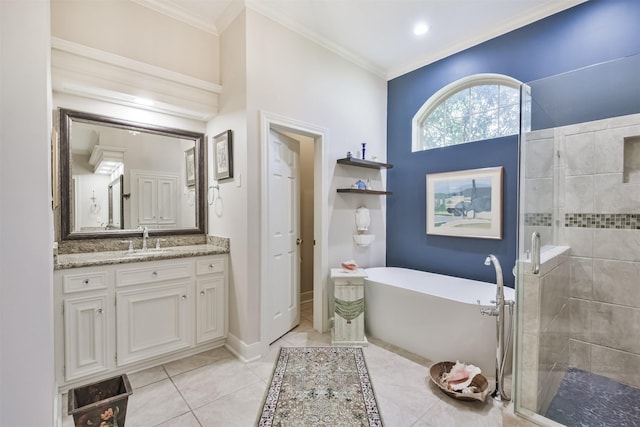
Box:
[137,176,157,226]
[266,129,301,343]
[157,176,178,227]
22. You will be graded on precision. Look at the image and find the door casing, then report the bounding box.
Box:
[259,111,329,355]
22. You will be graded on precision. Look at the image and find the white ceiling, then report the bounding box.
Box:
[134,0,587,80]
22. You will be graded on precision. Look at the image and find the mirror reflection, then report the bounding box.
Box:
[59,109,206,240]
[107,174,123,230]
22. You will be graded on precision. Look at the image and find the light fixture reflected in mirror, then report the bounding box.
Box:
[89,145,125,175]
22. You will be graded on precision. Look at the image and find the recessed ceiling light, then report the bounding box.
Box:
[414,23,429,36]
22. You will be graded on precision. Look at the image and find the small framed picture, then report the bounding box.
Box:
[185,147,196,187]
[214,130,233,181]
[426,166,503,239]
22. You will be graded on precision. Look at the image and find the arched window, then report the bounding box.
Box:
[412,74,522,152]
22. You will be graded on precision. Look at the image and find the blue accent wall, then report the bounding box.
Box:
[386,0,640,287]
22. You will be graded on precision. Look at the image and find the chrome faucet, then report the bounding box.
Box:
[141,226,149,251]
[481,254,513,401]
[478,255,503,316]
[485,254,504,309]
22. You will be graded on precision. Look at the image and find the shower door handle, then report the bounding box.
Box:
[531,231,540,275]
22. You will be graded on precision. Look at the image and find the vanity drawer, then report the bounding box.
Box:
[63,270,109,294]
[116,261,192,287]
[196,257,225,276]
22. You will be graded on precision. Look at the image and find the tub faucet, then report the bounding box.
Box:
[484,254,504,307]
[478,255,503,316]
[482,254,512,401]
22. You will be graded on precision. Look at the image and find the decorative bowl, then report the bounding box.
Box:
[429,361,491,402]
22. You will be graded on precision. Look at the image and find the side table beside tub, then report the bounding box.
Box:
[331,268,368,346]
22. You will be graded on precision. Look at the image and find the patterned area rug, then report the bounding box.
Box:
[258,347,383,426]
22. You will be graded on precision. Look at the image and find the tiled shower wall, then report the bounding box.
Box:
[525,113,640,391]
[518,248,570,414]
[559,113,640,389]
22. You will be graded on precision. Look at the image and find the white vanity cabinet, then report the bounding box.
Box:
[115,261,193,365]
[196,257,226,343]
[54,254,228,389]
[60,267,112,382]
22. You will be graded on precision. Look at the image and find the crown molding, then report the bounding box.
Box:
[387,0,588,80]
[215,0,246,35]
[245,0,386,79]
[51,38,221,121]
[130,0,218,35]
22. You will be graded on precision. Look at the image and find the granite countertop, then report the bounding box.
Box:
[55,244,229,270]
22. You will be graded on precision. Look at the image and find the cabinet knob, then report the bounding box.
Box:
[200,291,205,296]
[182,295,187,300]
[151,271,158,278]
[208,264,214,270]
[83,279,90,285]
[96,308,103,314]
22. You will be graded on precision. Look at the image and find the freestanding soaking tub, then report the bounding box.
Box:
[364,267,515,374]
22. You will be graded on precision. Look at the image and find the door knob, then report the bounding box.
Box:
[296,238,303,245]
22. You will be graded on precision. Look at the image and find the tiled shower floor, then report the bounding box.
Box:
[545,367,640,427]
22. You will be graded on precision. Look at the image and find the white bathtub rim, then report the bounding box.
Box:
[364,266,515,306]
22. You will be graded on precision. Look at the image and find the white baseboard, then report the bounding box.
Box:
[224,332,264,363]
[300,291,313,304]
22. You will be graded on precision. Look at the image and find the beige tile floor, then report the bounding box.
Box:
[60,301,516,426]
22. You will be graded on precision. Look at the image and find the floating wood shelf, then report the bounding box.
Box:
[336,188,392,195]
[336,157,393,170]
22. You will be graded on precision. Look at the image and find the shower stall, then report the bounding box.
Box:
[515,53,640,425]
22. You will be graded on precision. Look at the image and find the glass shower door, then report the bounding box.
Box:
[514,54,640,426]
[514,82,569,424]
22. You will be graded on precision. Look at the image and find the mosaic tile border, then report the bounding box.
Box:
[565,213,640,229]
[524,213,640,229]
[524,213,553,227]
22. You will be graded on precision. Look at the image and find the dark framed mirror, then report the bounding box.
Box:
[59,108,206,240]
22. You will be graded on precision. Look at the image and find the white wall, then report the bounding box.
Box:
[207,11,249,344]
[74,170,111,230]
[0,1,55,425]
[210,8,387,348]
[51,0,220,84]
[245,8,387,268]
